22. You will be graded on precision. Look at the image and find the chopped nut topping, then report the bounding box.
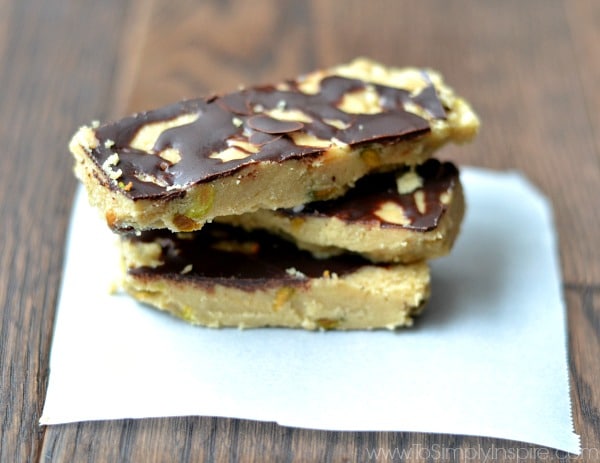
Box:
[296,72,322,94]
[374,201,411,226]
[210,146,253,163]
[118,181,133,191]
[323,118,350,130]
[101,153,122,180]
[286,267,306,278]
[403,101,428,119]
[331,137,348,147]
[134,172,169,187]
[275,82,291,91]
[180,264,193,274]
[159,148,182,164]
[227,139,260,153]
[440,191,451,205]
[290,132,331,148]
[414,190,426,214]
[396,169,423,194]
[104,152,119,166]
[337,85,382,114]
[265,107,313,124]
[130,112,199,152]
[320,270,339,279]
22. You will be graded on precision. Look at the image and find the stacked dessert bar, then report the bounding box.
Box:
[70,58,479,330]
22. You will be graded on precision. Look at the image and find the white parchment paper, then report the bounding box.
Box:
[41,167,580,454]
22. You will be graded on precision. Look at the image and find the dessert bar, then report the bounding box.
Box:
[220,159,464,263]
[120,224,430,330]
[70,58,479,232]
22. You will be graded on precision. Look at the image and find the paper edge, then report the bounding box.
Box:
[459,166,580,454]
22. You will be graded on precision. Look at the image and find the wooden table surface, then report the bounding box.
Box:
[1,0,599,461]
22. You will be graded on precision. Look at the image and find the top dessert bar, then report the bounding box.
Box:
[70,58,479,232]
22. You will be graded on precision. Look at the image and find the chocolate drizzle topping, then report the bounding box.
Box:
[128,224,376,290]
[91,74,447,200]
[246,115,305,134]
[280,159,459,231]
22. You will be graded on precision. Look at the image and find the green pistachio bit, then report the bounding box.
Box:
[185,186,215,220]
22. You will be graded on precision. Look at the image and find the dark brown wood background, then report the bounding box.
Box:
[1,0,598,461]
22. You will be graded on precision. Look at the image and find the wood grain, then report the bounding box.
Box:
[0,0,598,461]
[0,0,131,461]
[567,285,600,455]
[123,0,600,286]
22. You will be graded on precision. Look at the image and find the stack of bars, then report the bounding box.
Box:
[70,58,479,330]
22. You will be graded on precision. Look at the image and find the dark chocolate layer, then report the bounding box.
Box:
[91,73,446,200]
[280,159,459,231]
[127,224,381,290]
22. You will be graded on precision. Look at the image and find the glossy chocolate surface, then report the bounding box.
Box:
[91,73,446,200]
[127,223,380,290]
